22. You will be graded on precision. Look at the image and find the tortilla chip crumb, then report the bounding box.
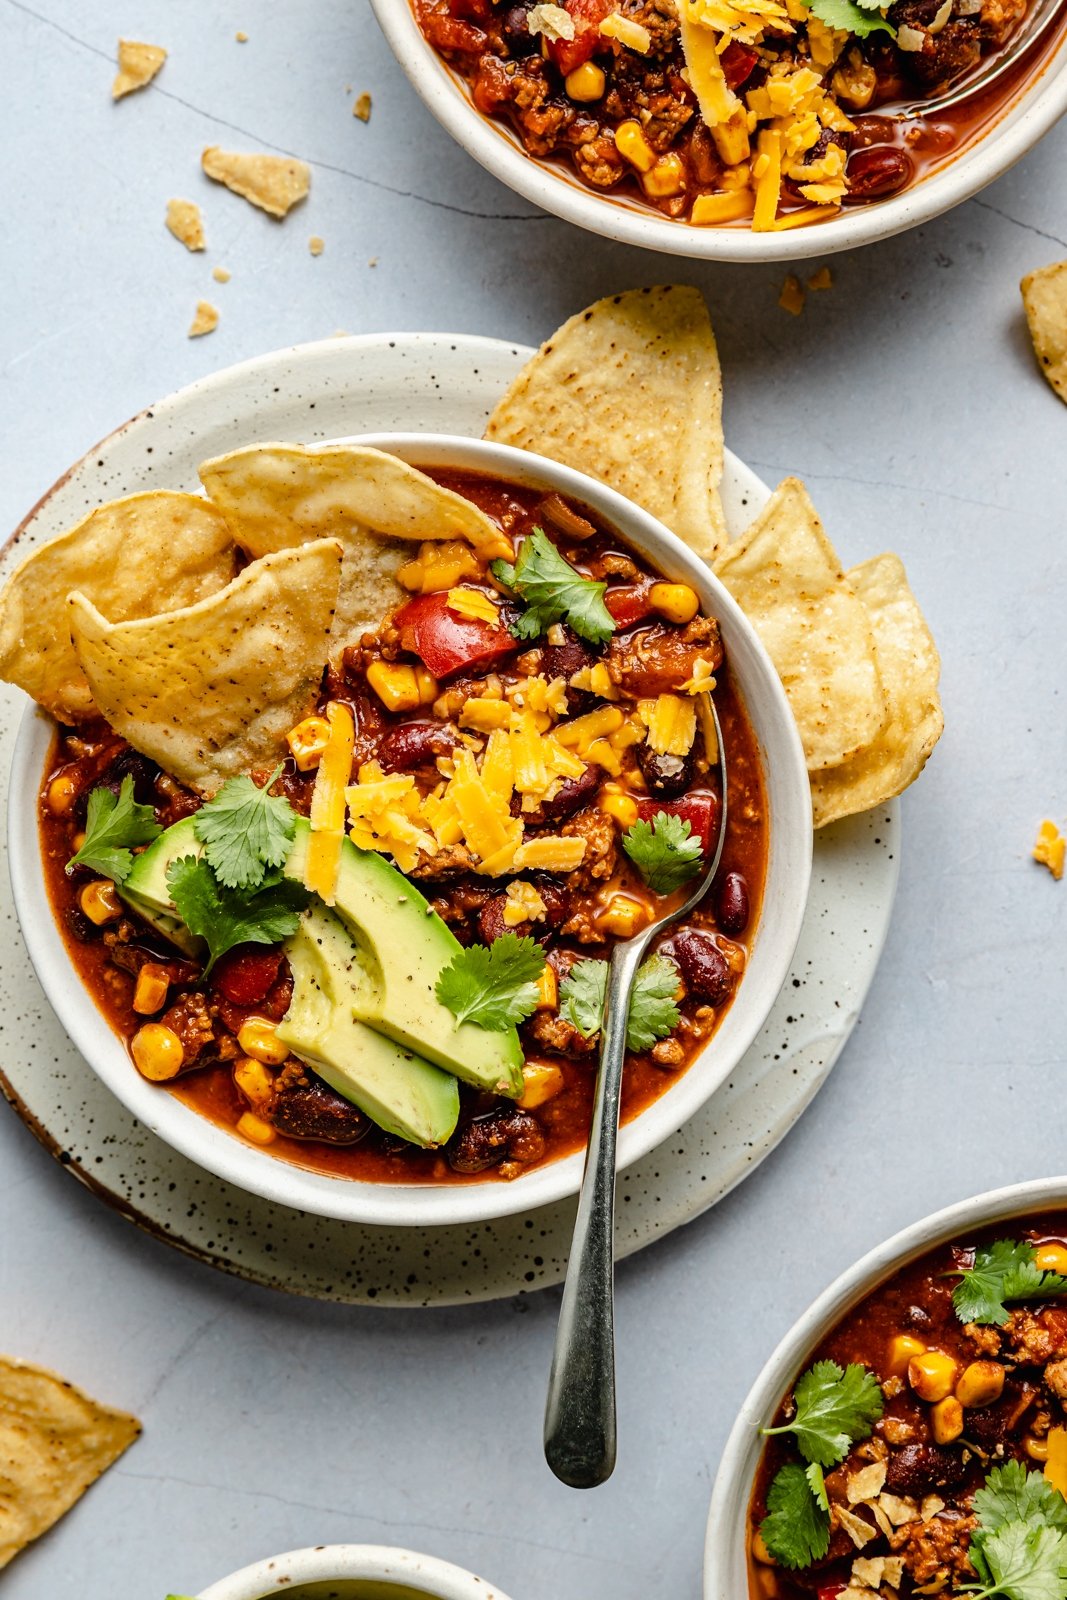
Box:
[354,92,373,121]
[165,199,205,252]
[808,265,833,291]
[212,266,232,284]
[369,256,379,268]
[235,30,248,42]
[1033,819,1065,880]
[309,235,325,257]
[1021,259,1067,404]
[779,274,805,316]
[188,301,219,338]
[202,146,311,219]
[112,39,167,99]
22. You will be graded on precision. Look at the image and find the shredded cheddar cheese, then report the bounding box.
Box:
[1033,820,1066,880]
[306,700,355,904]
[346,762,437,874]
[446,587,501,625]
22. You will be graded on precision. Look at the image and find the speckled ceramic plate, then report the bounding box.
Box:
[0,333,899,1306]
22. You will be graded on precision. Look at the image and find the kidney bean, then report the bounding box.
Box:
[524,763,600,824]
[539,628,602,711]
[501,6,538,55]
[845,145,914,200]
[848,116,900,149]
[447,1108,546,1174]
[269,1073,370,1146]
[716,871,750,936]
[375,721,458,774]
[637,743,696,799]
[477,877,571,944]
[671,929,735,1006]
[884,1443,968,1497]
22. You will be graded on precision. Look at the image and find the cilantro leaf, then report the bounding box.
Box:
[804,0,896,34]
[759,1463,831,1571]
[964,1522,1067,1600]
[166,856,308,976]
[952,1239,1067,1327]
[762,1359,884,1467]
[192,764,296,890]
[559,955,681,1053]
[973,1463,1067,1541]
[622,811,704,895]
[65,776,162,884]
[805,1462,829,1513]
[491,528,615,646]
[435,933,546,1030]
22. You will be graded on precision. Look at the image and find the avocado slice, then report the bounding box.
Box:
[119,814,203,957]
[285,819,524,1099]
[277,905,459,1147]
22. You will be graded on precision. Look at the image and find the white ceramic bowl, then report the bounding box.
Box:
[370,0,1067,262]
[8,432,811,1228]
[704,1175,1067,1599]
[196,1544,512,1600]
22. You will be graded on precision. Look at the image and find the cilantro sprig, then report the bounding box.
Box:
[559,954,681,1052]
[166,856,308,977]
[435,933,546,1030]
[622,811,704,895]
[760,1463,832,1571]
[192,765,296,890]
[952,1239,1067,1327]
[65,776,162,884]
[965,1463,1067,1600]
[491,528,615,646]
[804,0,895,36]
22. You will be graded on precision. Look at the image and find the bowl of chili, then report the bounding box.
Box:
[705,1176,1067,1600]
[373,0,1067,259]
[8,433,811,1228]
[194,1543,514,1600]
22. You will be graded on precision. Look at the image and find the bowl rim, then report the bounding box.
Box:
[703,1174,1067,1600]
[8,430,812,1229]
[196,1542,513,1599]
[370,0,1067,262]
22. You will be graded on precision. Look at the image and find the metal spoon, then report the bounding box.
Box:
[886,0,1065,119]
[544,695,729,1490]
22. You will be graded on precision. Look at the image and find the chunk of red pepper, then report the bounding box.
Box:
[637,791,720,856]
[395,591,518,680]
[546,0,612,76]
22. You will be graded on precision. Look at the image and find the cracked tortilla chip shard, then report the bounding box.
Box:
[199,442,511,651]
[0,492,236,722]
[0,1356,140,1570]
[112,38,166,99]
[485,285,728,561]
[68,538,342,796]
[201,146,311,218]
[188,300,219,338]
[809,552,943,828]
[1021,259,1067,403]
[166,199,205,251]
[713,477,887,772]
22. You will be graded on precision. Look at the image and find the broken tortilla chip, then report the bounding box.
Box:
[69,539,342,795]
[189,301,219,338]
[0,1356,139,1570]
[0,492,236,722]
[1021,259,1067,404]
[165,199,205,252]
[714,478,887,772]
[201,146,310,218]
[486,286,727,561]
[111,38,166,99]
[199,443,511,651]
[810,553,943,828]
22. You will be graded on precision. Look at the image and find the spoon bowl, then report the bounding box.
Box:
[885,0,1066,117]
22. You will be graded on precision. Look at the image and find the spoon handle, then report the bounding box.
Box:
[544,936,650,1489]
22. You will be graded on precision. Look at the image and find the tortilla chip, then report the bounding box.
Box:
[810,553,943,828]
[486,286,727,560]
[0,1356,139,1570]
[69,539,342,795]
[111,39,166,99]
[199,443,510,650]
[189,301,219,338]
[201,146,310,218]
[165,199,205,252]
[1021,259,1067,403]
[0,492,237,722]
[714,478,887,771]
[309,235,325,256]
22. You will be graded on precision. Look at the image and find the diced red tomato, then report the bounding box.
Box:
[423,13,486,51]
[817,1585,847,1600]
[546,0,612,76]
[605,581,656,630]
[396,592,518,680]
[449,0,491,18]
[721,40,759,89]
[638,791,720,856]
[213,945,284,1007]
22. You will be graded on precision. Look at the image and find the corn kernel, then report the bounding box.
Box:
[416,666,438,705]
[237,1111,276,1146]
[1033,820,1066,879]
[600,790,639,830]
[366,660,422,714]
[1036,1242,1067,1274]
[131,1023,184,1082]
[598,894,648,939]
[237,1016,291,1066]
[287,714,331,772]
[47,774,77,816]
[751,1531,774,1565]
[712,109,751,167]
[930,1395,964,1445]
[907,1350,959,1403]
[79,879,122,925]
[519,1061,565,1110]
[132,963,171,1016]
[1027,1434,1051,1461]
[70,831,86,852]
[234,1055,275,1107]
[649,582,700,625]
[641,153,686,199]
[1046,1426,1067,1499]
[955,1360,1005,1409]
[565,61,606,101]
[886,1333,927,1377]
[614,120,656,173]
[536,964,558,1011]
[691,190,754,226]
